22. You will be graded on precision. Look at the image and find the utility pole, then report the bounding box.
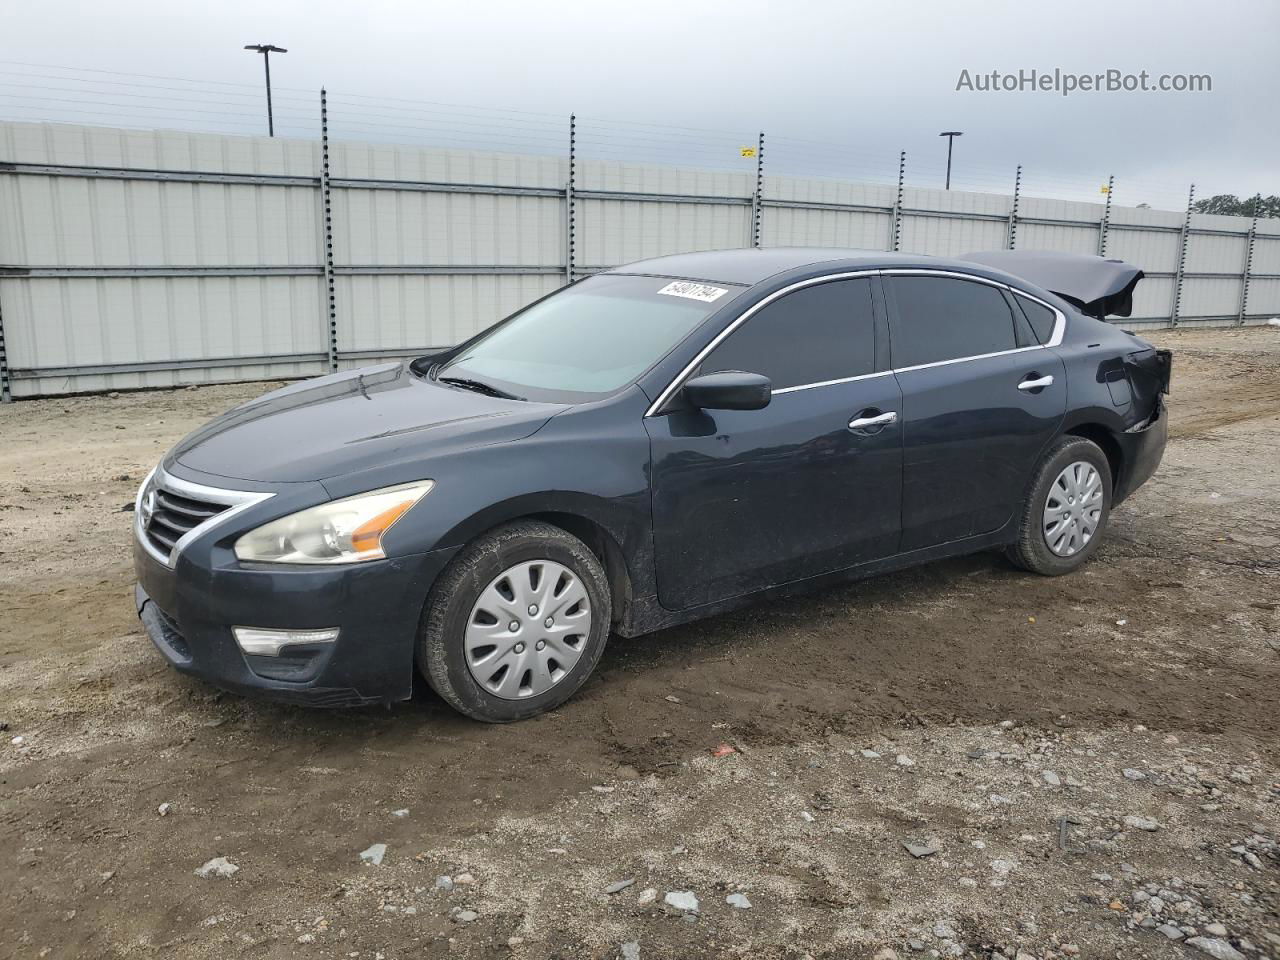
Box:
[939,131,963,190]
[244,44,288,136]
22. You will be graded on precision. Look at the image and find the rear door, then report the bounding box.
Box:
[885,272,1066,552]
[646,276,903,610]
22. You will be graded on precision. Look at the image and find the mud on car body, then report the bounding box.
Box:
[134,248,1170,721]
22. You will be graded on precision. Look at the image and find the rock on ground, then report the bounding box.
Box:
[194,857,238,879]
[1185,938,1247,960]
[1123,815,1160,832]
[663,891,699,912]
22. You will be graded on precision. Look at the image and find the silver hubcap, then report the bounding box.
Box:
[1043,460,1104,557]
[464,560,591,700]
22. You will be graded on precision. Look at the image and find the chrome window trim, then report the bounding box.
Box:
[771,370,893,395]
[135,465,275,568]
[891,344,1045,374]
[643,266,1067,416]
[644,269,879,416]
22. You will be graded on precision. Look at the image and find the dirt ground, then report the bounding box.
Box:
[1,326,1277,960]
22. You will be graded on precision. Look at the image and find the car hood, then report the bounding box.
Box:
[169,362,565,483]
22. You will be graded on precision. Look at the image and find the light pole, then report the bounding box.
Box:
[244,44,287,136]
[939,130,963,190]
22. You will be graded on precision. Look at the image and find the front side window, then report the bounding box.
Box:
[889,276,1018,368]
[699,278,876,390]
[436,275,738,401]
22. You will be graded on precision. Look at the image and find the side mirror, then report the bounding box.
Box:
[682,371,772,411]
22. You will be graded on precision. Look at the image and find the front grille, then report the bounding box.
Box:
[136,466,272,566]
[141,477,231,560]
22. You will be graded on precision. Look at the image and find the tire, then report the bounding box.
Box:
[418,520,611,722]
[1007,436,1113,576]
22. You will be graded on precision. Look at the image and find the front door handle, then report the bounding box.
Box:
[1018,374,1054,391]
[848,410,898,430]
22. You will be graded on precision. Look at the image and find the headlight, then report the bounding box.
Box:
[234,481,434,564]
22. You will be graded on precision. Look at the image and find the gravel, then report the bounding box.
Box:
[4,329,1279,960]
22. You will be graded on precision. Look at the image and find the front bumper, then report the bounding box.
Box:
[134,536,459,707]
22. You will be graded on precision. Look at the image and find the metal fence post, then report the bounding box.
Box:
[0,290,11,403]
[1098,174,1114,256]
[750,132,765,248]
[1171,183,1195,327]
[0,161,12,401]
[320,89,339,371]
[890,151,906,252]
[1237,193,1260,326]
[1006,165,1022,250]
[565,113,576,283]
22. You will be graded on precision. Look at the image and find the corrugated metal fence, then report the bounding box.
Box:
[1,118,1278,400]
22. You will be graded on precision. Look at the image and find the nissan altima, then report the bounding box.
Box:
[133,248,1170,721]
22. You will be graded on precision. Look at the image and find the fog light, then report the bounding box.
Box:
[232,626,340,657]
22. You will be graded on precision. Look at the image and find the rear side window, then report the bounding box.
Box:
[1016,296,1058,344]
[889,276,1018,368]
[699,278,876,390]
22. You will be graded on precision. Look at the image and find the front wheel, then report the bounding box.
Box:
[418,520,612,722]
[1007,436,1113,576]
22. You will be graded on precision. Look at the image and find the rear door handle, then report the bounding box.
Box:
[848,410,898,430]
[1018,374,1054,391]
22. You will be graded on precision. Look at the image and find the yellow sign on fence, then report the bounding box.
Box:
[740,147,757,158]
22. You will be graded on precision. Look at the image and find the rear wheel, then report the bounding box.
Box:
[1007,436,1113,576]
[418,520,611,722]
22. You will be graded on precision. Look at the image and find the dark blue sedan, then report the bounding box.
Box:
[133,248,1170,721]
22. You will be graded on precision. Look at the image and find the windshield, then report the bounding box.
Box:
[435,274,738,402]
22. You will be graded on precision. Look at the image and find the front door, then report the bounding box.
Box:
[645,277,903,610]
[885,273,1067,551]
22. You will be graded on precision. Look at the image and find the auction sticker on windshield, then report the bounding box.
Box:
[656,281,729,303]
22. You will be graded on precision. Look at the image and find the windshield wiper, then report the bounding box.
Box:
[438,376,525,401]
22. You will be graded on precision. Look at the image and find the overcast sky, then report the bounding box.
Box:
[4,0,1277,210]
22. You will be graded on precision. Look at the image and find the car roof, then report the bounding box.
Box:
[603,247,1011,287]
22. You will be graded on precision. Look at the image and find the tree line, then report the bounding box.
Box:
[1191,194,1279,218]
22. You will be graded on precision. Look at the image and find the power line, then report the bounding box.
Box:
[0,59,307,92]
[0,60,1224,213]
